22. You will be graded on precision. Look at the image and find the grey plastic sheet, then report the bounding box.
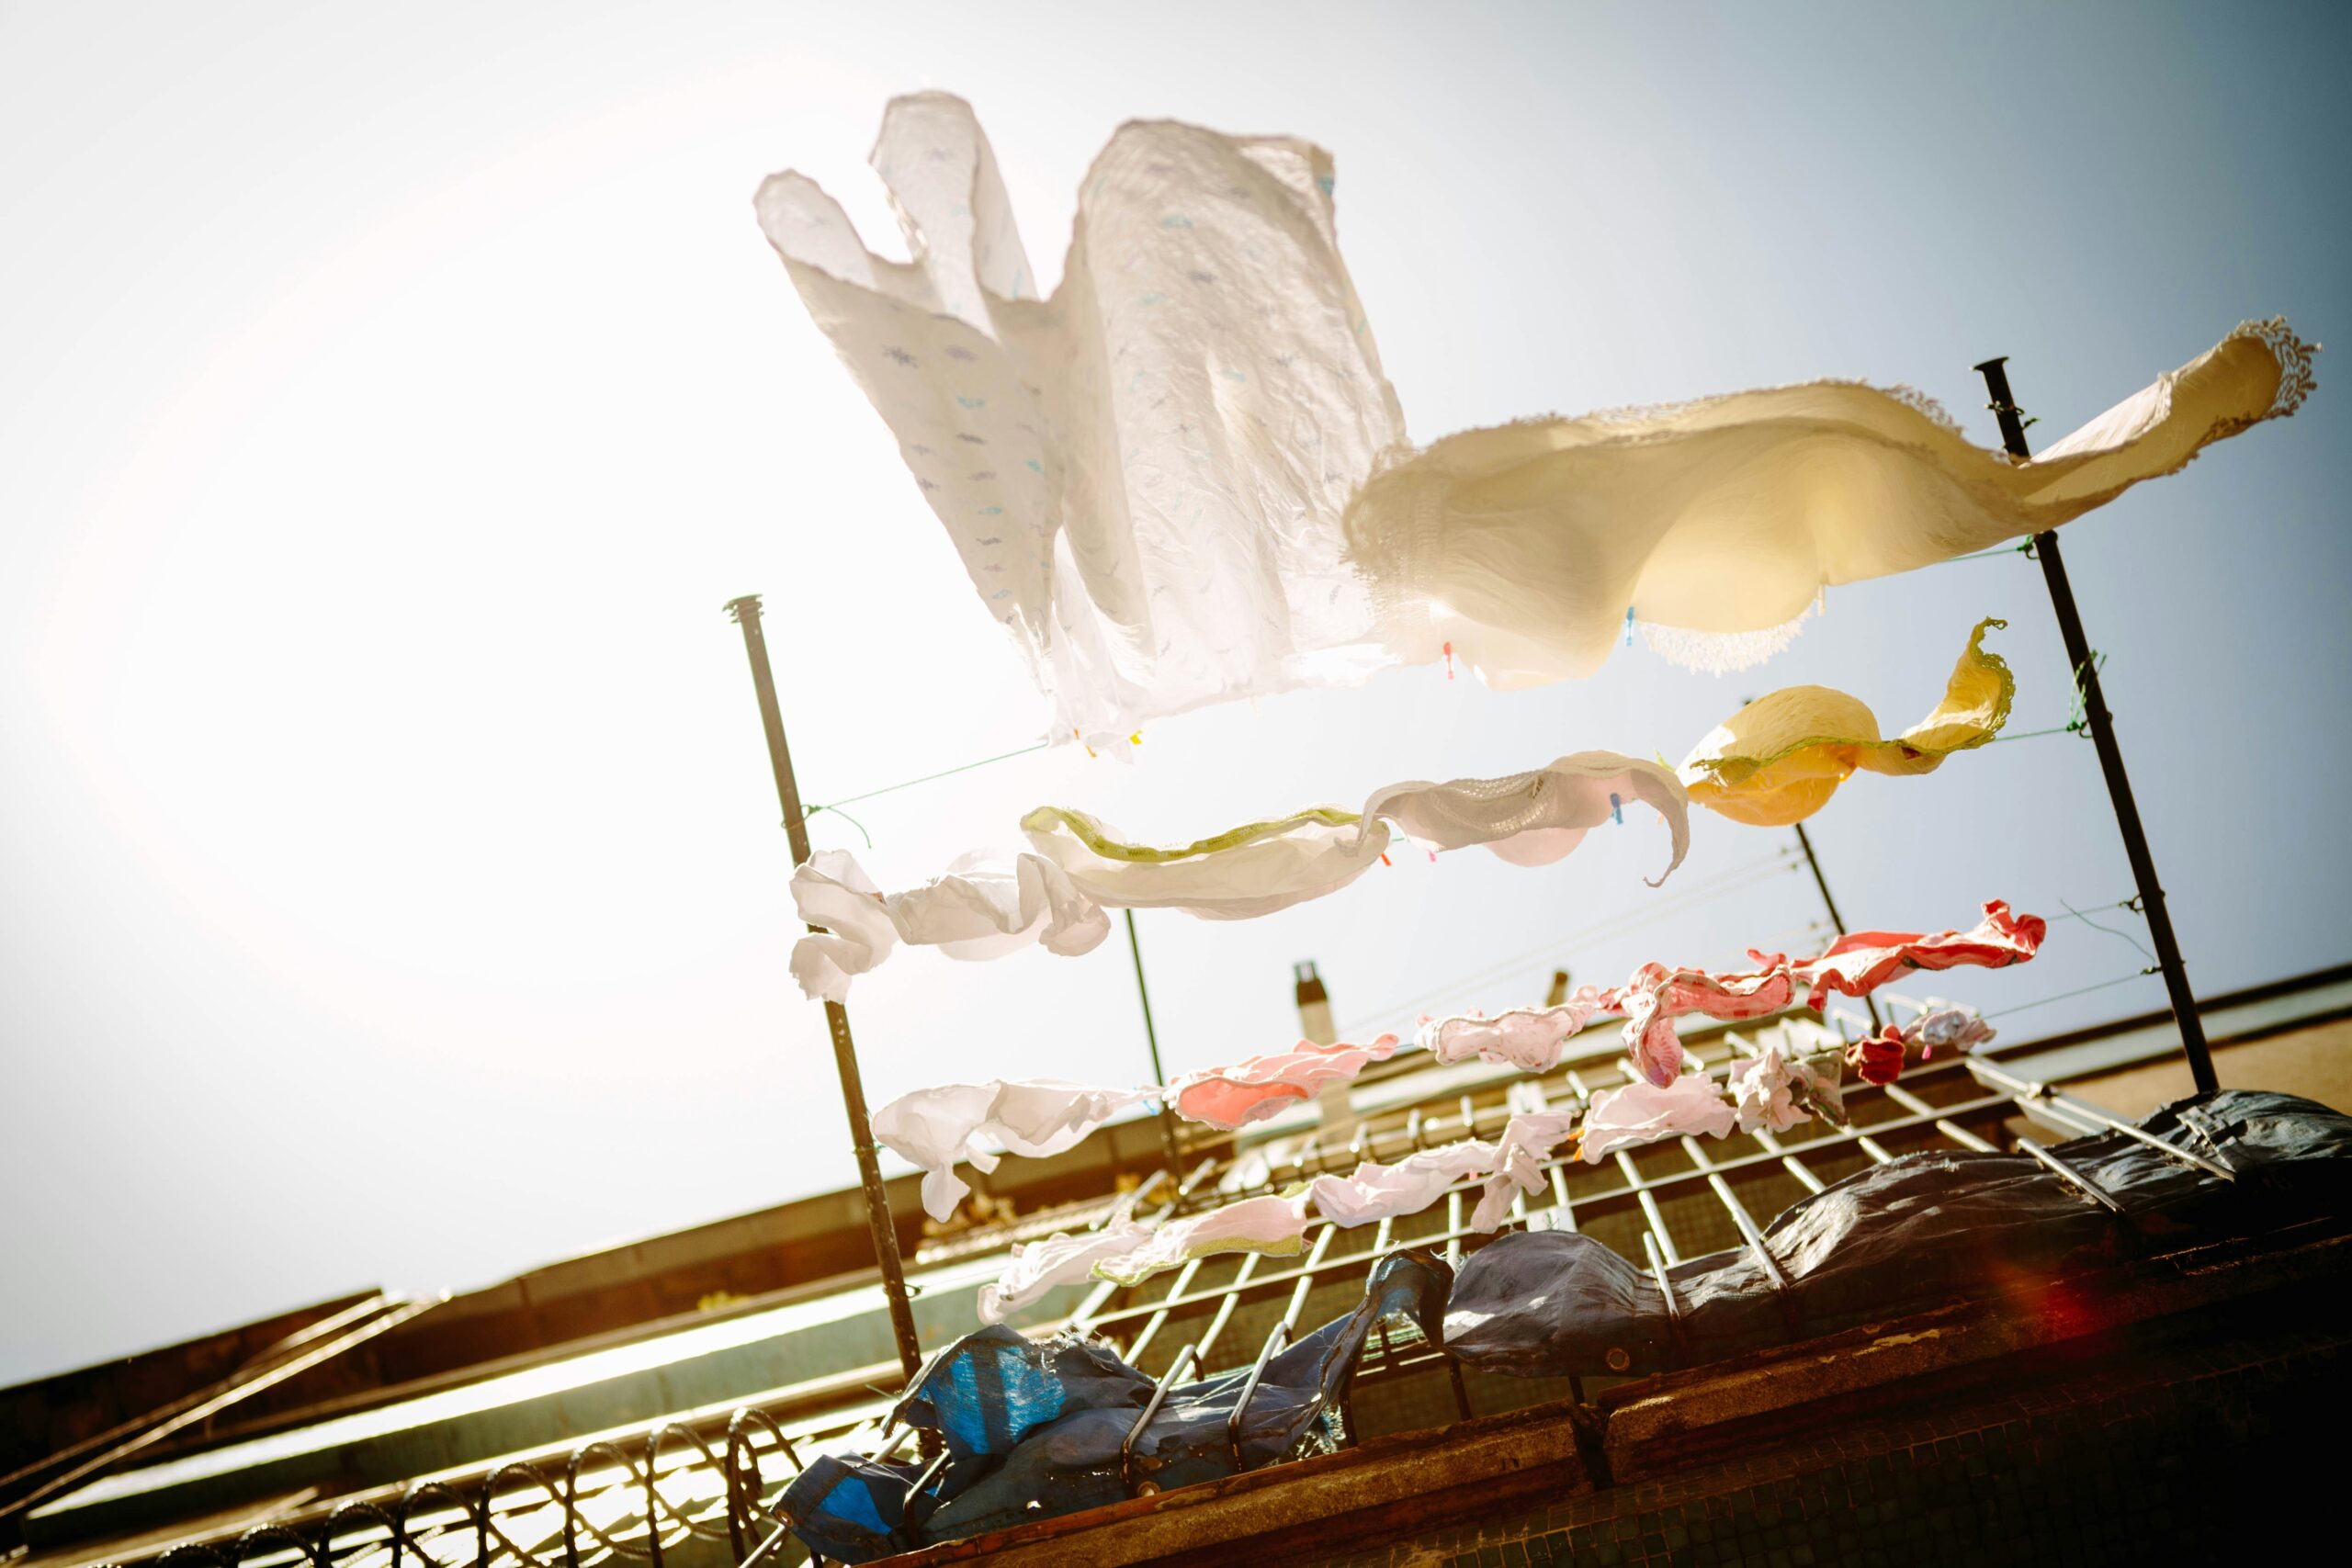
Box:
[1445,1089,2352,1380]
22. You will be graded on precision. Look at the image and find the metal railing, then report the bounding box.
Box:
[104,983,2290,1568]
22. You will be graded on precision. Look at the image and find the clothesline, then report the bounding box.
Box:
[1334,849,1806,1036]
[793,613,2029,860]
[794,739,1053,840]
[1351,882,2139,1048]
[1935,540,2039,566]
[1982,968,2156,1021]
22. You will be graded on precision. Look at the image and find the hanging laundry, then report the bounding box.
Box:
[1021,750,1689,917]
[1088,1193,1314,1286]
[1679,618,2015,827]
[1167,1034,1402,1130]
[1298,1110,1578,1234]
[1845,1031,1908,1086]
[1892,1001,1997,1057]
[1798,900,2046,1010]
[1579,1072,1741,1164]
[1360,753,1689,881]
[1341,320,2316,686]
[760,96,2316,735]
[875,1079,1155,1222]
[1472,1110,1582,1230]
[1726,1032,1849,1134]
[978,1214,1156,1324]
[1306,1140,1499,1229]
[787,848,1107,1004]
[756,93,1414,749]
[1418,988,1612,1072]
[1017,805,1391,920]
[1607,960,1803,1088]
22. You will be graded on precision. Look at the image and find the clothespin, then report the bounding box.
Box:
[1442,640,1454,680]
[1609,792,1623,826]
[1623,606,1635,648]
[1378,852,1393,867]
[1075,726,1097,759]
[1129,731,1143,748]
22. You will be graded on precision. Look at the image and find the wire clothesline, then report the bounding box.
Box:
[1983,969,2157,1021]
[1334,850,1806,1036]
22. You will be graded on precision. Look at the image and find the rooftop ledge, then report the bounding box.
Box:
[869,1219,2352,1568]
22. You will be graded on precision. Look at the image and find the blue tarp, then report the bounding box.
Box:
[781,1248,1451,1562]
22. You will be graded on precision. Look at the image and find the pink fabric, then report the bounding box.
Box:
[1795,899,2045,1011]
[1167,1034,1401,1130]
[1605,962,1799,1087]
[1417,989,1611,1071]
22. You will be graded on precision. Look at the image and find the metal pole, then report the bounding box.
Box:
[1792,821,1883,1032]
[1123,910,1186,1176]
[1972,359,2217,1095]
[724,594,925,1382]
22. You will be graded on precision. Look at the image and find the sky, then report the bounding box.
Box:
[2,0,2346,1386]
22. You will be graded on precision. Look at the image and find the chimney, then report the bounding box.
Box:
[1295,961,1357,1140]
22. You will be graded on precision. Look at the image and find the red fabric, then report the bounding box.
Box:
[1846,1032,1906,1086]
[1792,899,2047,1012]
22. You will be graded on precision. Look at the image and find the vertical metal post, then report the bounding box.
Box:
[1123,909,1185,1176]
[1792,821,1883,1032]
[1972,359,2218,1095]
[724,595,925,1382]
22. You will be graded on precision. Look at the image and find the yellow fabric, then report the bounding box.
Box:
[1679,618,2015,827]
[1018,804,1363,863]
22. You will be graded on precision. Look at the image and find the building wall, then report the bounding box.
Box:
[1311,1294,2347,1566]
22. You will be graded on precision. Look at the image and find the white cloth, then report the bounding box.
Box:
[757,93,1415,748]
[1418,989,1611,1071]
[786,850,900,1005]
[1363,752,1690,884]
[1579,1073,1739,1164]
[1898,1003,1997,1055]
[1307,1141,1498,1228]
[1089,1193,1313,1286]
[762,96,2315,731]
[1725,1036,1844,1136]
[1343,320,2318,686]
[1471,1110,1581,1231]
[1306,1108,1577,1233]
[787,848,1108,1002]
[978,1214,1152,1324]
[873,1078,1153,1221]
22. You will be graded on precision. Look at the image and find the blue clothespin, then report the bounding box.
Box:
[1623,606,1635,648]
[1609,792,1623,826]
